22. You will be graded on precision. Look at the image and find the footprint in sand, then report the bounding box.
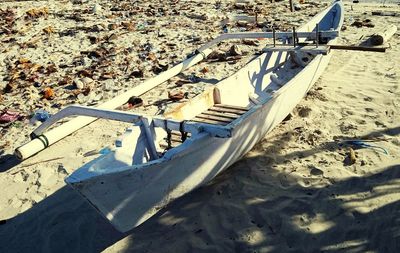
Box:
[297,106,312,118]
[363,96,373,102]
[310,167,324,176]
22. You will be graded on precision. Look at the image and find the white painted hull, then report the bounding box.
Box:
[67,1,344,232]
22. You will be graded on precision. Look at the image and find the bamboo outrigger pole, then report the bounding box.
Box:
[15,49,213,160]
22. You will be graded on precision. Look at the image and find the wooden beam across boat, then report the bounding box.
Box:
[194,114,233,124]
[192,117,228,125]
[209,106,248,115]
[213,104,249,112]
[200,111,239,120]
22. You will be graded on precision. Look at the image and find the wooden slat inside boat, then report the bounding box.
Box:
[191,104,249,126]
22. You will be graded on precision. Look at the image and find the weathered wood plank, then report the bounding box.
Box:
[191,117,227,125]
[195,114,233,123]
[201,111,239,119]
[209,106,247,115]
[214,104,249,111]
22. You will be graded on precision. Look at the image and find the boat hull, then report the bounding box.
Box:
[68,52,334,232]
[67,1,343,232]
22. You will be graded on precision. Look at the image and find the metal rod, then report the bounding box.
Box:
[315,23,319,48]
[196,31,339,52]
[289,0,294,12]
[292,27,296,47]
[272,28,276,47]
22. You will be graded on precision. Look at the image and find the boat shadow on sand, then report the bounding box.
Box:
[0,126,399,253]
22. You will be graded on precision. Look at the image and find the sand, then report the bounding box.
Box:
[1,1,400,253]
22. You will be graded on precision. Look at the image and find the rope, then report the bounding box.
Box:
[29,133,50,148]
[180,121,188,142]
[340,139,388,155]
[164,120,172,150]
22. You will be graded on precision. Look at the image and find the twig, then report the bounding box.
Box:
[11,156,64,174]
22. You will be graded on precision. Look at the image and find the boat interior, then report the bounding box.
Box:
[125,48,314,165]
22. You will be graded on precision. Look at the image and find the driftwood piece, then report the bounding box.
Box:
[371,11,400,17]
[370,24,397,46]
[330,45,387,52]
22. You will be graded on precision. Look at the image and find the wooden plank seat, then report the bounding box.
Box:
[191,104,249,126]
[160,130,191,149]
[161,104,249,149]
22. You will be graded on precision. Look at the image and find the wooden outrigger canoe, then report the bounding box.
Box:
[23,1,344,232]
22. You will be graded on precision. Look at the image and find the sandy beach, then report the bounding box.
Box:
[0,0,399,252]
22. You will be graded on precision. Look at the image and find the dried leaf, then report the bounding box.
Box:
[26,7,49,19]
[43,87,54,100]
[43,26,54,34]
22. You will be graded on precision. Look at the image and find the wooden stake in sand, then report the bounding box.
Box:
[15,49,212,160]
[370,24,397,46]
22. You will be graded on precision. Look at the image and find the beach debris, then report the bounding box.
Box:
[200,67,209,74]
[228,45,242,56]
[130,69,144,78]
[43,26,54,35]
[207,50,227,61]
[127,96,143,108]
[242,39,260,46]
[0,8,17,35]
[0,110,22,124]
[83,147,111,157]
[81,77,94,86]
[43,87,55,100]
[152,61,169,74]
[57,164,68,175]
[186,13,208,21]
[32,109,50,123]
[92,3,102,14]
[347,147,357,165]
[207,45,243,62]
[175,78,192,87]
[122,21,135,31]
[371,11,400,17]
[25,7,49,19]
[83,149,100,157]
[188,73,201,83]
[73,78,84,89]
[136,22,148,31]
[168,90,188,101]
[369,24,397,46]
[351,19,374,28]
[341,139,388,155]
